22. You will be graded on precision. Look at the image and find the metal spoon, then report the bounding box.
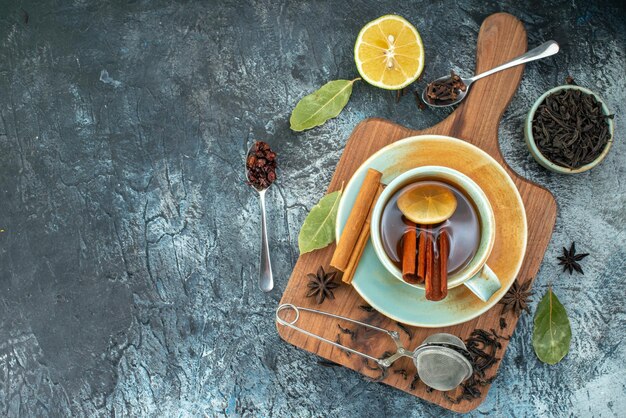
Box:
[422,40,560,107]
[246,143,274,292]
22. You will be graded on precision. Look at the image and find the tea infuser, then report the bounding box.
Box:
[276,304,473,391]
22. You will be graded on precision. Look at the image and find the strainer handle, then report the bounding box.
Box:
[276,304,406,366]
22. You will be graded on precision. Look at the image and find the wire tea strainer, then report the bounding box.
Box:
[276,304,473,391]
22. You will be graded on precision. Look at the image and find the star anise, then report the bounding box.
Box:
[499,280,533,315]
[557,242,589,275]
[306,266,339,304]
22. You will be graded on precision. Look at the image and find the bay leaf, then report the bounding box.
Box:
[298,190,342,254]
[290,79,359,132]
[532,288,572,365]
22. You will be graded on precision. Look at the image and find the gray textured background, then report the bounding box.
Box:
[0,0,625,416]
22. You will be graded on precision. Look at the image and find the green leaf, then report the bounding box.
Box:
[290,79,359,132]
[532,288,572,365]
[298,190,342,254]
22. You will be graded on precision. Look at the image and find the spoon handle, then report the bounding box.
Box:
[471,40,559,82]
[258,190,274,292]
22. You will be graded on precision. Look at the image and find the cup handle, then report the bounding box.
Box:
[463,265,501,302]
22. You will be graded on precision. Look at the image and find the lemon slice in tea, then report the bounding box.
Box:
[397,183,458,225]
[354,15,425,90]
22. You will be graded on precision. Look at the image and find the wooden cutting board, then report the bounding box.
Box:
[277,13,556,413]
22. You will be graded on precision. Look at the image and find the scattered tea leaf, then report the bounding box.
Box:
[363,358,381,371]
[533,288,571,365]
[337,323,357,340]
[395,322,412,339]
[499,317,507,330]
[317,358,340,368]
[443,329,501,403]
[298,190,342,253]
[334,333,352,357]
[290,79,359,131]
[363,363,388,382]
[490,328,510,341]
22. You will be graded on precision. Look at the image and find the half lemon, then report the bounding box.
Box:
[354,15,425,90]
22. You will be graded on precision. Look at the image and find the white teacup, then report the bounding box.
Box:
[370,166,501,302]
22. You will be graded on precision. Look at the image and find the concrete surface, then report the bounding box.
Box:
[0,0,625,416]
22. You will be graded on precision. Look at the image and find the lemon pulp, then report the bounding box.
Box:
[354,15,425,90]
[397,183,458,225]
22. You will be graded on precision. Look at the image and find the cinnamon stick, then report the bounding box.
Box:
[425,229,449,301]
[331,168,383,272]
[423,227,435,297]
[401,220,418,284]
[343,185,384,284]
[438,230,450,300]
[416,226,427,283]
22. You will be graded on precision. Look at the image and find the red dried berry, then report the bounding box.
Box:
[247,141,277,189]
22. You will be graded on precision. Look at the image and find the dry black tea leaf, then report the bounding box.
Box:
[499,317,507,330]
[363,351,392,382]
[395,322,412,339]
[393,368,408,380]
[466,329,501,375]
[334,334,351,357]
[317,359,340,368]
[410,373,420,390]
[557,242,589,275]
[363,358,381,371]
[490,328,510,341]
[364,365,388,382]
[337,324,357,341]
